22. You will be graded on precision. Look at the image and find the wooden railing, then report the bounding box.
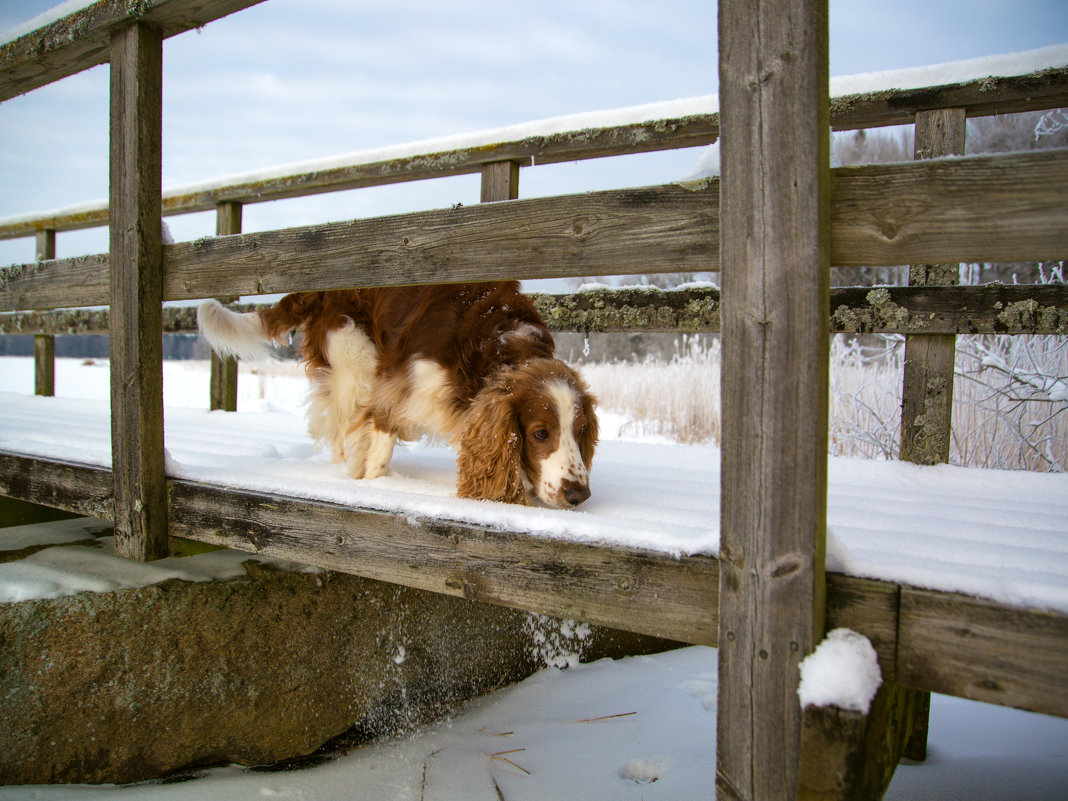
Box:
[2,2,1067,799]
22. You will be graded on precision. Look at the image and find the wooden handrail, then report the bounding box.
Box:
[0,0,266,102]
[0,67,1064,241]
[3,151,1066,313]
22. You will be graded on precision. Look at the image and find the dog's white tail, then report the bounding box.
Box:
[197,299,275,362]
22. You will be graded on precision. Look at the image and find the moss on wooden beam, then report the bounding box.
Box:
[2,284,1066,337]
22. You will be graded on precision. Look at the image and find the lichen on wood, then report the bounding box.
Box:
[531,286,721,334]
[994,299,1068,335]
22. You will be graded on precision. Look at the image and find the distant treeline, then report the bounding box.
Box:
[0,334,207,360]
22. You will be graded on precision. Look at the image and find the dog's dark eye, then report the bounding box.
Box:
[532,429,549,441]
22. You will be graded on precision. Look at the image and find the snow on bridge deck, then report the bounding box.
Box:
[1,382,1065,615]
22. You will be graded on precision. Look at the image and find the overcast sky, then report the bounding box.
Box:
[0,0,1066,270]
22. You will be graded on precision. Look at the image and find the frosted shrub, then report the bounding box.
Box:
[828,335,904,461]
[953,335,1067,472]
[581,335,721,445]
[581,332,1067,472]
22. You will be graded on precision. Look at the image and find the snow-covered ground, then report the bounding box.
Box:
[0,640,1065,800]
[1,358,1065,612]
[1,357,1066,798]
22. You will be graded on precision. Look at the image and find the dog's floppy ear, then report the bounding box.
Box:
[456,384,529,504]
[579,385,599,469]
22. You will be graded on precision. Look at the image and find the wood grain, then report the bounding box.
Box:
[4,150,1065,313]
[2,448,1066,720]
[208,202,241,412]
[831,149,1068,267]
[716,0,830,798]
[900,109,966,466]
[6,284,1065,337]
[1,67,1063,240]
[108,23,167,562]
[898,588,1068,717]
[33,230,56,398]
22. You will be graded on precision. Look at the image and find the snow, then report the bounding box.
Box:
[1,357,1066,612]
[0,357,1066,797]
[798,629,882,715]
[0,518,320,603]
[0,644,1064,800]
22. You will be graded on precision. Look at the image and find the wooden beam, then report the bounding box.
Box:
[6,284,1066,338]
[895,109,968,762]
[4,149,1065,313]
[2,446,1067,718]
[481,161,521,202]
[716,0,830,798]
[209,202,241,412]
[830,149,1068,267]
[830,67,1068,131]
[0,65,1062,240]
[900,109,967,466]
[33,230,57,397]
[33,334,55,397]
[108,22,167,562]
[897,588,1068,718]
[0,0,266,102]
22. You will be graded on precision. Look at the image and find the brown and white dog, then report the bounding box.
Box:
[197,282,598,508]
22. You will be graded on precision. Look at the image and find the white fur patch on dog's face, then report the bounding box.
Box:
[528,381,590,508]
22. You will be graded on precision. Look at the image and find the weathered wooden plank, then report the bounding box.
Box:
[108,22,167,563]
[831,148,1068,267]
[3,447,1067,719]
[800,682,928,801]
[0,253,109,312]
[32,230,56,397]
[898,588,1068,718]
[824,575,900,682]
[0,0,266,102]
[33,335,55,397]
[899,109,967,467]
[827,284,1068,336]
[159,181,719,299]
[0,452,113,521]
[716,0,830,798]
[5,284,1065,337]
[830,67,1068,131]
[209,202,241,411]
[481,161,521,203]
[1,65,1064,240]
[167,479,720,646]
[4,150,1065,312]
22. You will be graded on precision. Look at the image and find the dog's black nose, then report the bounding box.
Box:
[565,485,591,506]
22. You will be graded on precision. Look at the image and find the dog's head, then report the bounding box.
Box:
[456,359,598,508]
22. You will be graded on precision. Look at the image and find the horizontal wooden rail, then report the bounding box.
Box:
[0,69,1064,240]
[0,0,266,102]
[2,150,1066,313]
[829,66,1068,130]
[1,448,1064,717]
[3,283,1066,337]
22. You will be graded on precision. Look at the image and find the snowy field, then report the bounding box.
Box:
[1,357,1067,799]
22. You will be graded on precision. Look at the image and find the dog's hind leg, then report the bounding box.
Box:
[308,321,378,471]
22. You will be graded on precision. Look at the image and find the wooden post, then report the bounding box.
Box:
[900,108,967,465]
[209,201,241,412]
[109,22,167,562]
[895,106,967,761]
[717,1,830,799]
[34,230,56,397]
[480,160,520,202]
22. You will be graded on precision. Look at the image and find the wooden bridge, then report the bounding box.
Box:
[2,1,1067,798]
